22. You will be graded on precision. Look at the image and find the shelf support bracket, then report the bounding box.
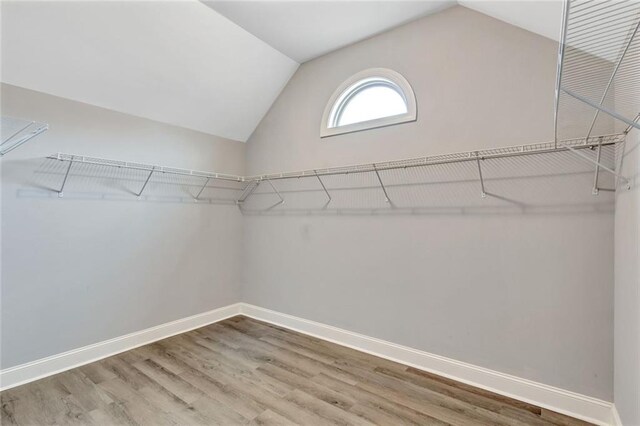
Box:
[194,177,211,201]
[561,88,640,131]
[585,20,640,140]
[266,179,284,207]
[592,137,604,195]
[625,113,640,135]
[476,154,487,198]
[315,170,331,203]
[236,180,259,206]
[58,159,74,198]
[373,164,392,205]
[136,167,155,199]
[560,142,631,190]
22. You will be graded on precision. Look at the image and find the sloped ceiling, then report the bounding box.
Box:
[203,1,456,63]
[459,1,563,42]
[0,0,298,142]
[208,1,564,64]
[1,1,565,143]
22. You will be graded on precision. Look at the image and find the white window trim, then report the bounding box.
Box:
[320,68,417,138]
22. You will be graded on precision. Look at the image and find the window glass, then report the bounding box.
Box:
[336,82,408,127]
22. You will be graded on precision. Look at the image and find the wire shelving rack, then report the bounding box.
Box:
[554,0,640,192]
[47,153,246,199]
[47,133,628,209]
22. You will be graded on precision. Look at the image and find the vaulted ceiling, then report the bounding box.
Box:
[1,0,298,142]
[1,1,564,143]
[203,1,457,63]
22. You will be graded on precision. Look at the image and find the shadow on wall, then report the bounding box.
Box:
[4,144,629,215]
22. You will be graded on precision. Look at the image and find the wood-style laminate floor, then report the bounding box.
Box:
[1,316,592,426]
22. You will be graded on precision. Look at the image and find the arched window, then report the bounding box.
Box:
[321,68,417,137]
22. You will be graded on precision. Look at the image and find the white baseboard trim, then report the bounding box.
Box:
[239,303,616,426]
[0,302,617,426]
[612,405,623,426]
[0,303,242,391]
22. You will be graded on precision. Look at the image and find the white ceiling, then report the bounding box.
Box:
[204,1,456,63]
[1,0,298,142]
[1,1,565,143]
[459,1,563,42]
[207,1,565,64]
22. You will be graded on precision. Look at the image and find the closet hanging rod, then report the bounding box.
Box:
[244,134,625,182]
[48,153,245,183]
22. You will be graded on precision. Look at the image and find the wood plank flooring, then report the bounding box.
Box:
[1,316,592,425]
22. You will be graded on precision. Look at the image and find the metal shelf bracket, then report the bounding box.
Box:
[236,181,260,206]
[194,177,211,202]
[266,179,284,207]
[58,159,74,198]
[136,167,155,199]
[561,88,640,132]
[373,164,392,205]
[585,20,640,140]
[315,170,331,203]
[560,142,631,190]
[475,153,487,198]
[592,137,604,195]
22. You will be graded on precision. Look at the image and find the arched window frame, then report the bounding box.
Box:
[320,68,417,138]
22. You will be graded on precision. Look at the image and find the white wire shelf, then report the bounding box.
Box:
[244,134,625,181]
[555,0,640,142]
[47,134,628,206]
[48,153,245,182]
[1,117,49,156]
[47,153,246,200]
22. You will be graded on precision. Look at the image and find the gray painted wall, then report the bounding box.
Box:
[614,125,640,422]
[243,7,615,400]
[1,84,245,369]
